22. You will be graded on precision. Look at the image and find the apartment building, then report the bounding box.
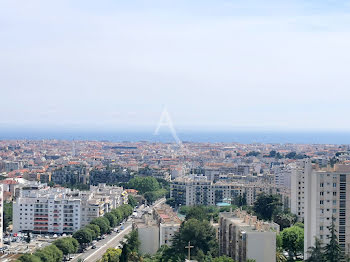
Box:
[12,183,127,233]
[290,159,312,221]
[134,204,181,255]
[171,177,290,209]
[219,209,279,262]
[13,189,82,234]
[171,178,215,206]
[51,164,89,185]
[153,204,181,247]
[304,164,350,259]
[273,165,292,188]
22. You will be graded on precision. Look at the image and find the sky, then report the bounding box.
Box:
[1,0,350,133]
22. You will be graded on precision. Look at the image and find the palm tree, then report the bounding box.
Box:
[276,248,287,262]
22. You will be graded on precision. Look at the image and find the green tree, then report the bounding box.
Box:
[105,213,118,228]
[273,212,297,230]
[233,193,247,207]
[306,237,325,262]
[35,244,63,262]
[172,219,218,259]
[91,217,110,234]
[143,189,167,204]
[111,208,123,223]
[276,248,287,262]
[85,224,101,238]
[128,177,160,194]
[53,237,79,255]
[128,195,138,207]
[212,256,236,262]
[276,233,283,249]
[253,193,282,221]
[119,204,133,218]
[185,206,209,221]
[324,216,343,262]
[73,229,93,245]
[100,248,122,262]
[17,254,41,262]
[120,230,140,262]
[3,201,13,231]
[281,225,304,261]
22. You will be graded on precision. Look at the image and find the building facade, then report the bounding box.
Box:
[304,164,350,259]
[12,184,127,234]
[171,178,290,209]
[134,204,181,255]
[219,209,279,262]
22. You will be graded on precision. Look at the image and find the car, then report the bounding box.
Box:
[92,245,97,249]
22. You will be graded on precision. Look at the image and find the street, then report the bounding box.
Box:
[71,198,165,262]
[72,222,132,262]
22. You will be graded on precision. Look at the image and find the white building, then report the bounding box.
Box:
[219,209,279,262]
[134,204,181,255]
[13,184,127,234]
[291,159,312,220]
[304,164,350,259]
[171,178,290,209]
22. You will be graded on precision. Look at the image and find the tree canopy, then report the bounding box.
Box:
[100,248,122,262]
[128,176,160,194]
[253,193,282,221]
[171,218,218,260]
[73,229,93,245]
[281,225,304,259]
[53,237,79,255]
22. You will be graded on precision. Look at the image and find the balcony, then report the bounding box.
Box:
[34,227,48,231]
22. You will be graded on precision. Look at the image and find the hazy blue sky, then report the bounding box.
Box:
[1,0,350,132]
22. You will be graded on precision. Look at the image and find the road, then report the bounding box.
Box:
[72,222,132,262]
[72,199,166,262]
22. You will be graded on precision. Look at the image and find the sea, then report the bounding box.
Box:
[1,129,350,144]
